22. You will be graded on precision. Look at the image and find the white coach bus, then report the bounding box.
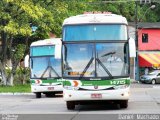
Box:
[30,38,62,98]
[62,12,136,109]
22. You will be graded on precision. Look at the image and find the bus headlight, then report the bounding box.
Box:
[113,85,129,90]
[121,91,130,97]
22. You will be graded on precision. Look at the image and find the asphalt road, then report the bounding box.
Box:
[0,83,160,120]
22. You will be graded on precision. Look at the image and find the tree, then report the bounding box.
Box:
[0,0,54,85]
[1,0,160,86]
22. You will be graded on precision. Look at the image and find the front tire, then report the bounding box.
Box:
[36,92,41,98]
[151,79,156,84]
[66,101,75,110]
[119,100,128,108]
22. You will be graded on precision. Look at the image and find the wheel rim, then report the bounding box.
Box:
[152,80,156,84]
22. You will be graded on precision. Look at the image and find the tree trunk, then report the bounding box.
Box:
[0,60,7,85]
[0,30,8,85]
[6,36,14,86]
[7,72,14,86]
[22,74,26,85]
[7,60,19,86]
[1,30,8,65]
[24,37,29,58]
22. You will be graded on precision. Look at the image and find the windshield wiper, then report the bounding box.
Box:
[97,51,114,78]
[101,51,116,57]
[96,58,113,79]
[79,57,94,79]
[40,65,60,78]
[41,57,60,78]
[64,62,72,71]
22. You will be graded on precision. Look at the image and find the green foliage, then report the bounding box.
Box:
[0,84,31,93]
[4,67,30,85]
[1,0,160,86]
[31,0,69,37]
[137,4,157,22]
[11,44,26,60]
[14,67,30,85]
[61,0,159,23]
[0,0,160,38]
[0,0,54,36]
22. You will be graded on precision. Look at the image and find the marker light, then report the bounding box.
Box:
[84,11,112,14]
[121,92,130,97]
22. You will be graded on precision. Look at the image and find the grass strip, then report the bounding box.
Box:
[0,84,31,93]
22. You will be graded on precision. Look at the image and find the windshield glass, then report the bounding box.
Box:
[31,46,55,56]
[63,24,127,41]
[149,71,160,75]
[30,57,61,78]
[96,43,129,77]
[63,44,95,77]
[63,43,129,78]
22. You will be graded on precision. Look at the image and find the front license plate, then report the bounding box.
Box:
[91,94,102,98]
[48,87,54,90]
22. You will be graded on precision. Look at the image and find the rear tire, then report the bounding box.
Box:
[151,79,156,84]
[36,93,41,98]
[119,100,128,108]
[66,101,75,110]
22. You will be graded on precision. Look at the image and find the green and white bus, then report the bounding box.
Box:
[62,12,135,109]
[30,38,62,98]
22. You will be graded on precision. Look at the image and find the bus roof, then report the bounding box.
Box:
[63,13,128,25]
[30,38,61,47]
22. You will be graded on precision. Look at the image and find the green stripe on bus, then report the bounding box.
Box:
[30,79,63,84]
[64,79,130,86]
[64,81,72,86]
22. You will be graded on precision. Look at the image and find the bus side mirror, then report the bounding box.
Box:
[55,44,62,59]
[129,38,136,58]
[24,55,29,67]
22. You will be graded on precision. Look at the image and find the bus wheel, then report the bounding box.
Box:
[36,93,41,98]
[66,101,75,110]
[119,100,128,108]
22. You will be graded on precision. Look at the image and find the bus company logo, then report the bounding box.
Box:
[35,80,42,84]
[94,85,98,89]
[49,82,52,85]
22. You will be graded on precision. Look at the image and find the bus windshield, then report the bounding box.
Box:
[63,24,127,41]
[63,43,129,79]
[30,45,61,79]
[30,57,61,79]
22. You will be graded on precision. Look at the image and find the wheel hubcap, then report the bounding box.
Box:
[152,80,155,84]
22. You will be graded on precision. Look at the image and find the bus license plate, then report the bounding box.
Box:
[48,87,54,90]
[91,94,102,98]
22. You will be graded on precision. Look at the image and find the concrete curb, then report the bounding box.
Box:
[131,79,139,83]
[152,86,160,89]
[0,93,34,95]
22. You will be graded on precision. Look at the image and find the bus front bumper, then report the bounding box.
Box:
[63,88,130,101]
[31,85,63,93]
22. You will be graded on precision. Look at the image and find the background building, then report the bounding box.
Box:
[138,22,160,75]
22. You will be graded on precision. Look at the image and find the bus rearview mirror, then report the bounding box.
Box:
[55,44,61,59]
[24,55,29,67]
[129,38,136,58]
